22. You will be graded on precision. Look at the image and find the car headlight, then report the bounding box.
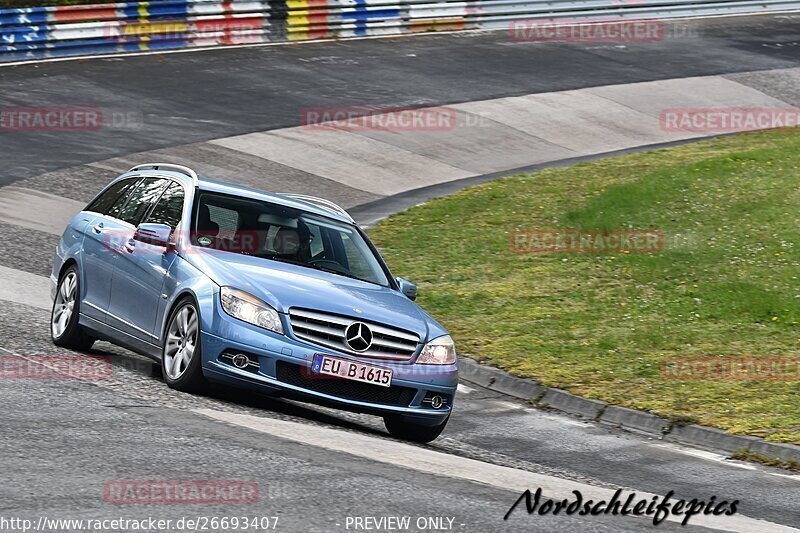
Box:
[417,335,457,365]
[220,287,284,334]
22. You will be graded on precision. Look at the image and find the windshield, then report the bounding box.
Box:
[191,191,390,287]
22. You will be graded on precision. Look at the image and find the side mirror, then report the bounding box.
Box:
[396,277,418,301]
[134,223,172,248]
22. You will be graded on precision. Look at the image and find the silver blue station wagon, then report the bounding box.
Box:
[50,164,458,442]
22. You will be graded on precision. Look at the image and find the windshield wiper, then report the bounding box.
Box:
[262,255,306,267]
[262,255,361,282]
[309,264,362,281]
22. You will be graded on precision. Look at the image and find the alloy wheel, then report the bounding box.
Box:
[164,304,198,380]
[52,272,77,339]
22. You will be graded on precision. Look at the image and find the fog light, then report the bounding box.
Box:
[422,392,449,409]
[220,351,259,372]
[232,354,250,369]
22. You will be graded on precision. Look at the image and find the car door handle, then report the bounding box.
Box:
[92,223,104,234]
[124,239,136,253]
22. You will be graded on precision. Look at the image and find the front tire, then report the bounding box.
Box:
[384,415,450,443]
[51,266,95,351]
[162,297,208,393]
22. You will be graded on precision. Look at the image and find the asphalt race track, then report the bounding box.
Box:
[3,15,800,183]
[1,13,799,533]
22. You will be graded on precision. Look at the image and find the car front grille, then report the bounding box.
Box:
[288,308,420,361]
[275,361,417,407]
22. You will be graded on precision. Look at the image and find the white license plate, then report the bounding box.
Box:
[311,354,392,387]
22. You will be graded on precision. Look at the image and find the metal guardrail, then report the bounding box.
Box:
[0,0,799,63]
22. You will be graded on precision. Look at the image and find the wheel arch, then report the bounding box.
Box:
[58,258,78,281]
[56,258,83,301]
[154,256,218,355]
[160,290,202,344]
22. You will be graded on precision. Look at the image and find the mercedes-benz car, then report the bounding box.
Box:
[50,164,457,442]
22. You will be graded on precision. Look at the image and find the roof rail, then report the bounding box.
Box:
[128,163,199,186]
[281,193,354,223]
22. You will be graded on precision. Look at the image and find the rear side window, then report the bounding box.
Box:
[207,204,240,238]
[146,182,185,229]
[116,178,168,226]
[86,178,138,215]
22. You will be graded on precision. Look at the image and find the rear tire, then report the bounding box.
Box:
[384,414,450,443]
[162,297,208,393]
[51,266,95,351]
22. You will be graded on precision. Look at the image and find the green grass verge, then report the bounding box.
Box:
[369,129,800,445]
[731,450,800,472]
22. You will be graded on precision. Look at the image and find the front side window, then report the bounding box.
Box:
[192,192,390,286]
[86,178,138,215]
[116,178,168,226]
[146,182,185,229]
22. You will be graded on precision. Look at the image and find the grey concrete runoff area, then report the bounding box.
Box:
[1,14,799,533]
[459,360,800,463]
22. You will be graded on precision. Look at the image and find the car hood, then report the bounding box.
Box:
[185,249,439,339]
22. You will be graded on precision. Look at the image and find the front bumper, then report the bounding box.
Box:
[200,305,457,426]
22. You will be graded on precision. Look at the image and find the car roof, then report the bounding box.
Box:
[122,169,355,224]
[197,177,354,224]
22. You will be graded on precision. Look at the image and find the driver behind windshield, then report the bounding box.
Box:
[270,224,312,263]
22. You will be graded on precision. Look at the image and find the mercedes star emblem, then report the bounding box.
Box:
[344,322,373,352]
